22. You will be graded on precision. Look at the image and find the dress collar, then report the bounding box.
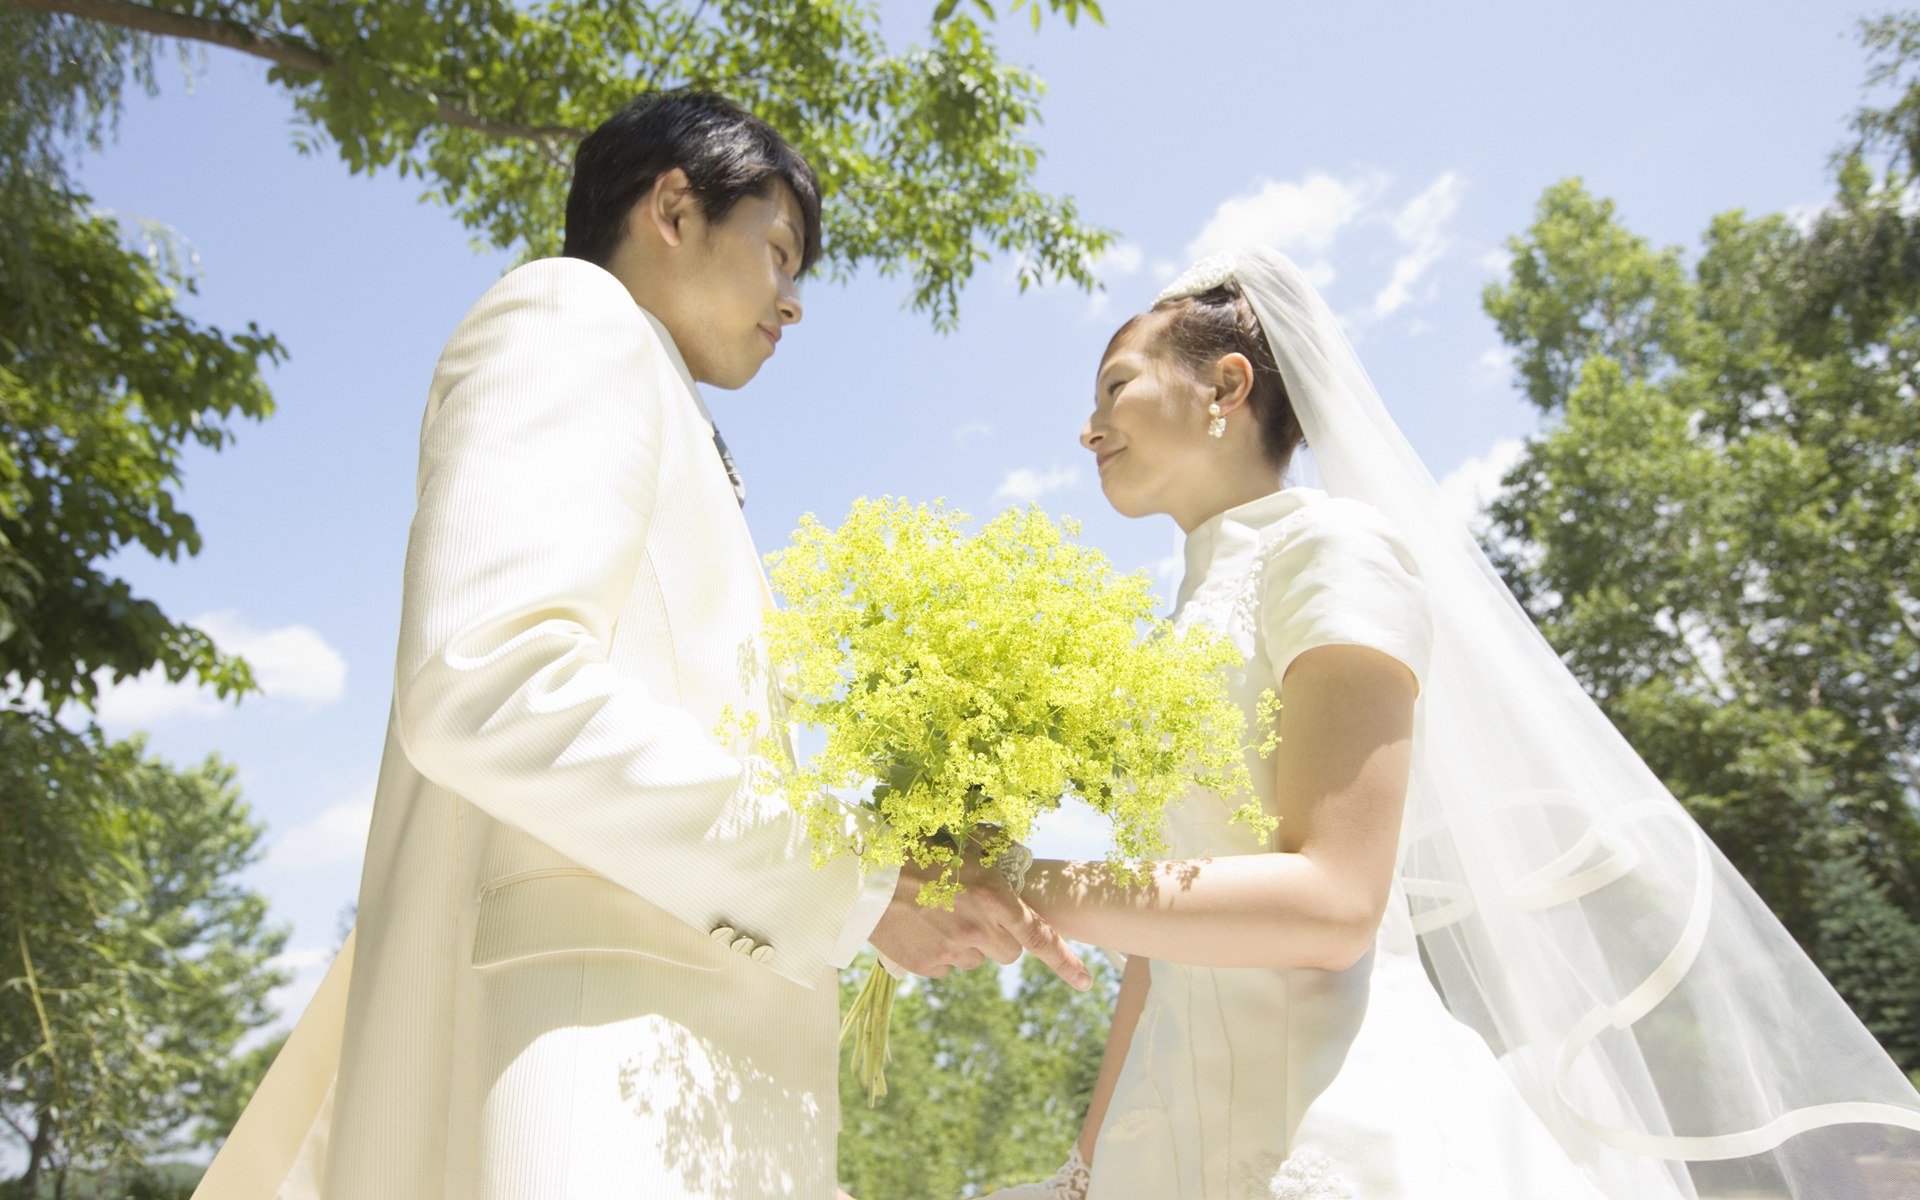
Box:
[1175,487,1322,607]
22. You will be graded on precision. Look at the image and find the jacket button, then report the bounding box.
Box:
[751,944,773,964]
[709,926,737,944]
[730,936,755,955]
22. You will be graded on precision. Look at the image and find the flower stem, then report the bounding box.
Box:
[839,962,898,1108]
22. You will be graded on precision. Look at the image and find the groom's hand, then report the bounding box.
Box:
[869,851,1092,991]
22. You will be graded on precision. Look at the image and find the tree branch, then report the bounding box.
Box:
[5,0,589,147]
[661,0,710,71]
[8,0,330,71]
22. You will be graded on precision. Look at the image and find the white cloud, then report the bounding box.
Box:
[1370,171,1465,319]
[197,611,347,703]
[1477,246,1515,277]
[1185,170,1388,282]
[265,943,340,1029]
[993,465,1079,505]
[267,796,374,871]
[1181,168,1465,317]
[1475,345,1516,387]
[1437,437,1526,531]
[952,421,993,446]
[91,670,230,725]
[90,611,347,726]
[1408,318,1438,336]
[272,945,334,975]
[1095,241,1144,278]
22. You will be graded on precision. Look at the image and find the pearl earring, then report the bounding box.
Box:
[1207,401,1226,439]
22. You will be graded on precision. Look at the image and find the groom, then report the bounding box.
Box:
[194,92,1087,1200]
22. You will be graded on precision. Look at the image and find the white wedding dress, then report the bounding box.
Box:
[1085,486,1624,1200]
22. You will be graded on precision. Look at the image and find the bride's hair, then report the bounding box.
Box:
[1114,283,1304,468]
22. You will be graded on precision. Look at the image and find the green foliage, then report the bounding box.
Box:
[933,0,1104,31]
[1486,181,1693,414]
[0,189,280,713]
[0,712,290,1191]
[1,13,277,715]
[0,17,291,1187]
[1809,852,1920,1069]
[759,499,1270,908]
[22,0,1113,330]
[0,7,150,181]
[835,951,1116,1198]
[1480,13,1920,1068]
[0,1158,202,1200]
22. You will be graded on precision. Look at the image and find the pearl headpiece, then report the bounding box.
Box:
[1154,252,1239,306]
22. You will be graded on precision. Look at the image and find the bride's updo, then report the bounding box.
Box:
[1115,282,1304,469]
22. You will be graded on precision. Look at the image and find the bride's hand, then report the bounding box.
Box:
[869,845,1090,990]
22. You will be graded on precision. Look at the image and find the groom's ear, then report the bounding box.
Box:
[1213,351,1257,415]
[630,166,701,253]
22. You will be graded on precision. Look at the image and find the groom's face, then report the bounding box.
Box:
[639,175,807,390]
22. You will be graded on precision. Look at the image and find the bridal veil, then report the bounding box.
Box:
[1155,247,1920,1198]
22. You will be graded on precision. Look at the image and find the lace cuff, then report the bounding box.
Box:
[1049,1144,1091,1200]
[981,1142,1090,1199]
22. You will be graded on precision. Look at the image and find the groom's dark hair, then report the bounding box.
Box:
[563,91,824,272]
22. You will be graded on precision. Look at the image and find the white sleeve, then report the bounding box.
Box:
[392,258,890,988]
[1258,498,1433,697]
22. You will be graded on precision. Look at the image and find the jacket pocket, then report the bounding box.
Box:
[469,868,723,972]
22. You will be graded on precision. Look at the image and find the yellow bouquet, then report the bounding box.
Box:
[755,498,1273,1104]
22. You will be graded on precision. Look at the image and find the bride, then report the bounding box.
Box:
[985,248,1920,1199]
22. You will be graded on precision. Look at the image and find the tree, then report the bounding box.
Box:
[0,712,289,1195]
[4,0,1113,329]
[836,951,1117,1198]
[3,29,291,1178]
[1480,14,1920,1069]
[1,11,276,715]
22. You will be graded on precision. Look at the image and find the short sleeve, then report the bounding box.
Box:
[1258,498,1432,697]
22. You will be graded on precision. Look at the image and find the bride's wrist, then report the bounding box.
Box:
[1025,857,1115,904]
[1020,859,1070,914]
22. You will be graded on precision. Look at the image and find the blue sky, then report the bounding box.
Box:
[60,0,1877,1024]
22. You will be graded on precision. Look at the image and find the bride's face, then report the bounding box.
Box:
[1083,311,1217,519]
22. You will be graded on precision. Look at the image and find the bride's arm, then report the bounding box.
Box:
[1024,644,1417,973]
[1076,951,1150,1163]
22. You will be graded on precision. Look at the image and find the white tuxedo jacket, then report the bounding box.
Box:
[195,258,893,1200]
